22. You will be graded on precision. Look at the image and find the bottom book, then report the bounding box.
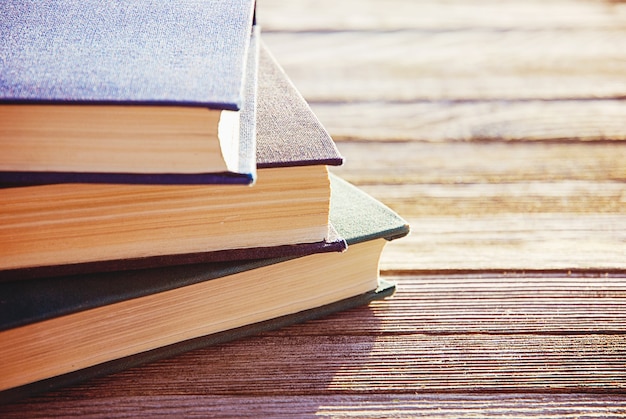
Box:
[0,174,410,402]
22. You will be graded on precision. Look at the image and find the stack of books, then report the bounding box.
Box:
[0,0,409,402]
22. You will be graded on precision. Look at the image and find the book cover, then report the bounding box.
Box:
[256,46,344,169]
[1,0,255,108]
[0,174,410,402]
[0,0,258,184]
[0,43,345,281]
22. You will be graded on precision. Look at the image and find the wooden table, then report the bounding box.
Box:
[2,1,626,416]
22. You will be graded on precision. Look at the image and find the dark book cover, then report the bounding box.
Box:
[0,43,345,282]
[0,174,410,402]
[0,0,256,109]
[256,46,344,169]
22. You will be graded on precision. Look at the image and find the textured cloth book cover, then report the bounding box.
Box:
[1,0,256,109]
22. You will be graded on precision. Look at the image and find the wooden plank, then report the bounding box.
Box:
[308,100,626,142]
[366,182,625,216]
[3,393,626,418]
[260,0,626,31]
[262,30,626,102]
[331,141,626,185]
[301,273,626,335]
[380,214,626,271]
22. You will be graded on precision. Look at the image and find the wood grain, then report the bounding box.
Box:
[380,214,626,271]
[260,0,626,31]
[262,30,626,102]
[332,141,626,185]
[309,100,626,142]
[3,394,626,418]
[356,273,626,335]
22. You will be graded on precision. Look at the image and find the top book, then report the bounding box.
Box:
[0,0,258,184]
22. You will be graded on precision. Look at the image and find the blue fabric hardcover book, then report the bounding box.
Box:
[0,0,258,184]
